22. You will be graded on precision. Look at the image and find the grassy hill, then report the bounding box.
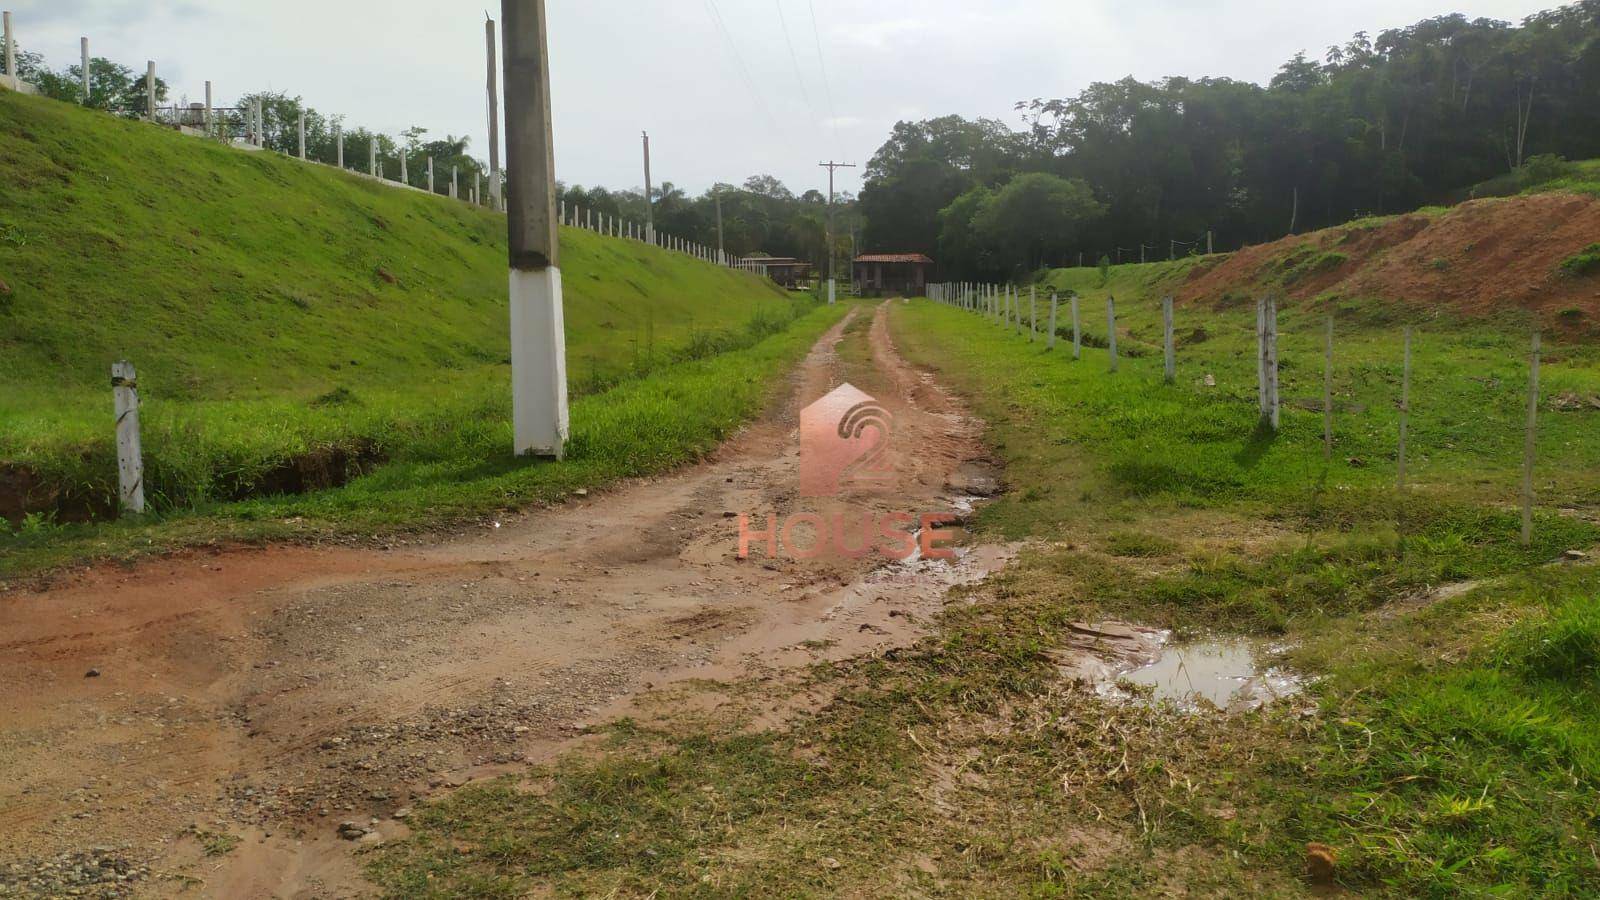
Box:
[0,89,833,570]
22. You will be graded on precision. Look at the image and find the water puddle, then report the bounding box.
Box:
[1050,622,1302,713]
[1117,639,1301,712]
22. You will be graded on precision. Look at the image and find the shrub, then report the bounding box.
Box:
[1558,244,1600,278]
[1497,596,1600,683]
[1520,154,1575,188]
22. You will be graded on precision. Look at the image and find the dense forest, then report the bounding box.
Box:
[862,2,1600,280]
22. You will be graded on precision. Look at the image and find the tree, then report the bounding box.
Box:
[970,174,1104,274]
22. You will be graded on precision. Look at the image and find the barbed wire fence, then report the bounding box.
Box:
[926,280,1552,549]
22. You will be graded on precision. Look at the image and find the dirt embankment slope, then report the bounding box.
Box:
[1177,193,1600,321]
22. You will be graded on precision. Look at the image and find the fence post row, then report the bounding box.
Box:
[926,269,1544,547]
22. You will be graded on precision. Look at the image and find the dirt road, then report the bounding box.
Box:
[0,303,1008,898]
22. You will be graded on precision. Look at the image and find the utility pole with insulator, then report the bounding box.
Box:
[502,0,567,458]
[641,131,654,245]
[485,14,502,211]
[817,160,856,305]
[714,187,724,265]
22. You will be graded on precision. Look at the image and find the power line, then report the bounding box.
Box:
[772,0,816,124]
[806,0,840,157]
[702,0,780,132]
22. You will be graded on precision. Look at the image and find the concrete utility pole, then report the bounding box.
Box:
[818,160,856,305]
[203,81,212,136]
[641,131,654,244]
[80,37,90,102]
[145,61,156,122]
[428,156,434,192]
[485,15,503,211]
[3,12,14,82]
[335,123,343,168]
[400,152,408,184]
[297,110,306,159]
[370,138,378,177]
[503,0,567,458]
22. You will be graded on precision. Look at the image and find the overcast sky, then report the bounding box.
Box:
[9,0,1562,198]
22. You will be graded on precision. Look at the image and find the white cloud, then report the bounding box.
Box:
[4,0,1559,197]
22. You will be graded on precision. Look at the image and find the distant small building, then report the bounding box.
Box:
[746,257,813,290]
[853,253,934,297]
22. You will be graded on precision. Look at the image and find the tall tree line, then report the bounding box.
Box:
[860,2,1600,281]
[558,175,859,267]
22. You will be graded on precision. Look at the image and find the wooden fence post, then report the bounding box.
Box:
[112,361,145,516]
[1257,293,1280,430]
[1324,315,1334,459]
[1521,331,1540,546]
[1162,295,1175,383]
[1397,326,1412,490]
[1071,292,1081,359]
[1047,292,1058,350]
[1107,294,1118,372]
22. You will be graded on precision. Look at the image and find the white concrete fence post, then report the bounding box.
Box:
[427,156,434,192]
[370,138,378,178]
[111,361,145,517]
[336,124,344,168]
[80,36,90,102]
[253,98,262,147]
[297,110,305,160]
[1047,292,1058,350]
[400,152,408,184]
[203,80,212,137]
[145,61,156,123]
[1029,286,1037,341]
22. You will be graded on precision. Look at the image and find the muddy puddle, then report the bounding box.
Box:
[1050,622,1303,712]
[1119,639,1302,711]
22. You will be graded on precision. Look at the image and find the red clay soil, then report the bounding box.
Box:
[1177,193,1600,320]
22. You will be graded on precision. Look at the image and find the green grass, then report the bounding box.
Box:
[372,279,1600,897]
[1470,157,1600,200]
[0,89,830,573]
[1561,243,1600,278]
